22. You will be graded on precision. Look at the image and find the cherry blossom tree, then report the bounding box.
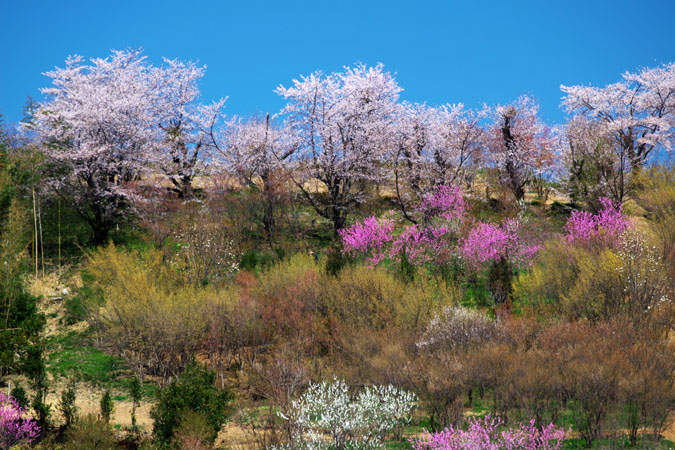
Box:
[276,63,401,235]
[486,95,557,201]
[33,49,159,244]
[216,114,298,239]
[393,102,484,223]
[152,58,226,198]
[561,63,675,171]
[562,117,627,206]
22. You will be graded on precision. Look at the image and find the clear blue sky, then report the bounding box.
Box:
[1,0,674,126]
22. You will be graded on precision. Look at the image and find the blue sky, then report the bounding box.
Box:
[1,0,674,126]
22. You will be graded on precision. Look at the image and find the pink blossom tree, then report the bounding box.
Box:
[561,116,625,207]
[276,63,401,235]
[486,96,558,201]
[33,49,160,243]
[460,219,540,270]
[33,49,227,242]
[341,185,468,266]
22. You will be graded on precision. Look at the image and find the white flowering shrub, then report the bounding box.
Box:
[416,306,501,352]
[275,378,417,449]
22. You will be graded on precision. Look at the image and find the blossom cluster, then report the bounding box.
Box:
[411,415,567,450]
[565,197,630,248]
[338,215,395,265]
[0,392,40,449]
[460,219,540,268]
[340,185,467,266]
[341,186,541,269]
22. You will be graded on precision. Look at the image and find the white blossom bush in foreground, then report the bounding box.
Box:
[275,377,417,449]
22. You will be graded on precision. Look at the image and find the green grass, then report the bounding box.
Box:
[46,329,158,397]
[47,329,129,386]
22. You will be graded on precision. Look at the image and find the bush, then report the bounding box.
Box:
[0,391,40,449]
[99,389,113,424]
[58,379,77,429]
[63,296,87,325]
[151,361,234,443]
[85,243,213,383]
[62,414,116,450]
[411,415,567,450]
[278,378,417,449]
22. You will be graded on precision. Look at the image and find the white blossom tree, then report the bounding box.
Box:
[33,49,225,243]
[33,49,159,244]
[561,63,675,170]
[393,102,484,223]
[562,116,627,206]
[485,95,557,201]
[152,58,226,198]
[278,378,417,450]
[276,63,401,235]
[216,114,298,239]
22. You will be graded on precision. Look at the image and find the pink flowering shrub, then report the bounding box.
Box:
[565,198,630,248]
[461,219,540,269]
[411,415,567,450]
[0,392,40,449]
[341,185,466,266]
[339,215,395,265]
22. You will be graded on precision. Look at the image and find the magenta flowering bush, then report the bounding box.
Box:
[460,219,540,269]
[341,185,466,266]
[565,197,630,248]
[339,215,395,265]
[411,415,567,450]
[0,391,40,449]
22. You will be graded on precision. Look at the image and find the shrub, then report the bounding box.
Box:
[411,415,567,450]
[0,391,40,449]
[63,296,87,325]
[58,379,77,429]
[99,389,113,424]
[85,243,213,383]
[417,306,501,354]
[633,164,675,264]
[565,197,629,249]
[151,361,234,443]
[278,378,417,449]
[62,414,116,450]
[173,410,214,450]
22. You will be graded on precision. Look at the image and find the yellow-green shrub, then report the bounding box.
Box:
[85,243,215,384]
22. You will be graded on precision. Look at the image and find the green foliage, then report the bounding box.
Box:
[10,382,28,408]
[150,361,234,443]
[59,378,78,428]
[100,389,113,423]
[62,295,87,325]
[32,385,51,434]
[129,376,142,427]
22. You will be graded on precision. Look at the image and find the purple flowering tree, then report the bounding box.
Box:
[411,415,567,450]
[0,392,40,449]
